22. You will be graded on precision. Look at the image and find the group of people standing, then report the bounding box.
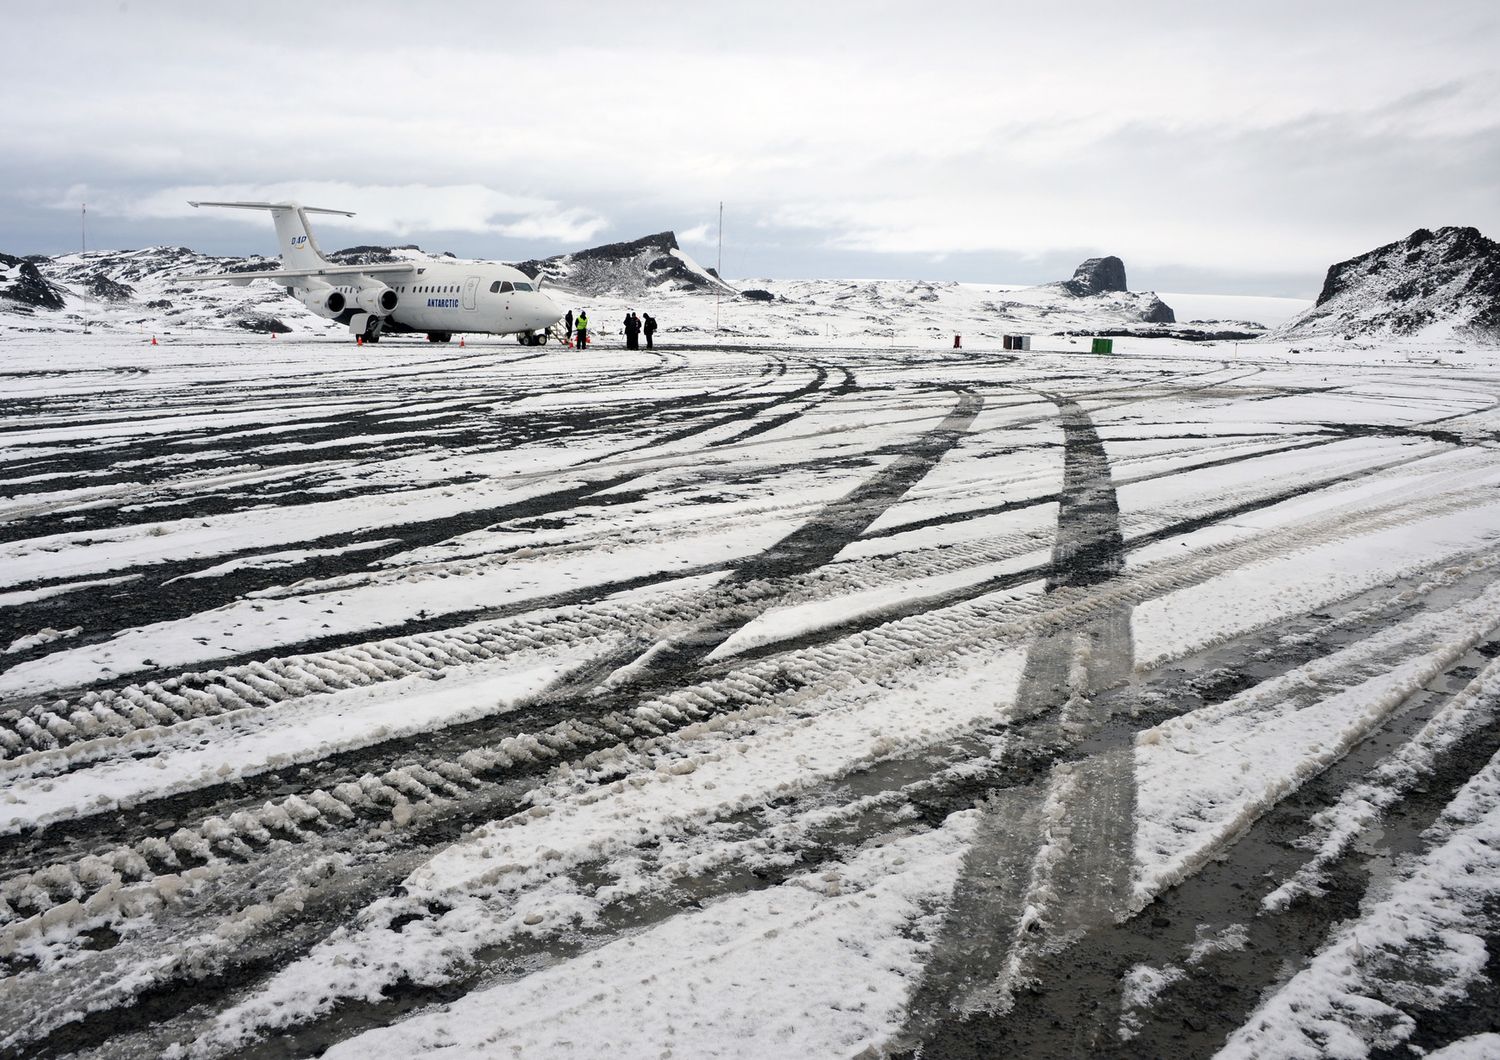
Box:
[561,309,657,349]
[623,310,657,349]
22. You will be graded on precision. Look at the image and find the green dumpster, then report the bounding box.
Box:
[1090,338,1114,354]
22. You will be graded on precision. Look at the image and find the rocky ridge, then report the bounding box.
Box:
[1282,226,1500,340]
[0,253,68,312]
[515,232,735,298]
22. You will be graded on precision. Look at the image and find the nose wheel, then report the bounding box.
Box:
[349,312,385,343]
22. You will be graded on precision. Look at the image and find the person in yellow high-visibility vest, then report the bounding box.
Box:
[575,311,588,348]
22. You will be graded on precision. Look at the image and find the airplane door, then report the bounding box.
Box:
[461,276,479,311]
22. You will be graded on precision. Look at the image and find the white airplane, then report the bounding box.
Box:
[180,201,564,344]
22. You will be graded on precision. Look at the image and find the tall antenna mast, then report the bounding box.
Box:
[81,202,90,335]
[715,201,723,334]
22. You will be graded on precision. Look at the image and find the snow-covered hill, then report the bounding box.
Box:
[2,235,1213,344]
[2,245,310,335]
[1281,226,1500,341]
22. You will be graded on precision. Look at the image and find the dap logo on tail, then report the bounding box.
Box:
[290,235,309,248]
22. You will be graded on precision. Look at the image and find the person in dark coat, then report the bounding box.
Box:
[642,313,657,349]
[565,308,574,341]
[624,311,641,350]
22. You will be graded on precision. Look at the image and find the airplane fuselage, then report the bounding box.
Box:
[314,261,559,339]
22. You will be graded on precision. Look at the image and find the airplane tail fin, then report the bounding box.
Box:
[188,201,354,271]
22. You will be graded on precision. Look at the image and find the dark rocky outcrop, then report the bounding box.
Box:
[515,232,732,297]
[1068,326,1263,342]
[87,273,135,301]
[1286,226,1500,338]
[225,256,282,274]
[1061,255,1128,296]
[1139,296,1176,324]
[328,246,410,265]
[741,289,775,302]
[0,252,68,310]
[1047,254,1174,323]
[233,314,292,333]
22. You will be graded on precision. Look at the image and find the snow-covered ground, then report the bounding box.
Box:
[2,314,1499,1059]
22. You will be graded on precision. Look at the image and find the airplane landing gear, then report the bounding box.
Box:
[427,332,452,343]
[518,331,547,346]
[350,312,384,343]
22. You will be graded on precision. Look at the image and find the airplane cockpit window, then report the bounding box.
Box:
[489,281,501,293]
[513,282,533,292]
[498,281,514,293]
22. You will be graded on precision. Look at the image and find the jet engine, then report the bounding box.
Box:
[295,284,346,318]
[353,282,399,314]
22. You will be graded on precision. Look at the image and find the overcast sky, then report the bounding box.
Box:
[3,1,1497,296]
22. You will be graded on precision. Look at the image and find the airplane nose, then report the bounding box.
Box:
[535,292,563,330]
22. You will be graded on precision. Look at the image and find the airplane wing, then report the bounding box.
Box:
[177,263,419,283]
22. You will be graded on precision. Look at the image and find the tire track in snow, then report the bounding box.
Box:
[2,396,1485,845]
[246,550,1499,1060]
[0,358,830,661]
[898,390,1136,1048]
[5,358,1494,1060]
[980,620,1500,1059]
[0,389,986,1055]
[5,415,1485,846]
[725,435,1466,671]
[590,388,983,687]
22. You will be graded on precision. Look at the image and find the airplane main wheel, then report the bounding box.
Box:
[427,332,452,343]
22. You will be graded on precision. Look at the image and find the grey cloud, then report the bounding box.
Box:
[4,1,1498,298]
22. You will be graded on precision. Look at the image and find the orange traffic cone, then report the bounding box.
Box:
[151,336,158,346]
[272,332,278,339]
[357,335,364,346]
[459,337,465,348]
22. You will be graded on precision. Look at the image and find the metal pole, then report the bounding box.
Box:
[715,201,723,334]
[81,203,89,335]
